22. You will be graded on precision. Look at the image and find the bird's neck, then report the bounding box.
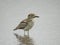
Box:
[27,18,33,20]
[27,18,33,22]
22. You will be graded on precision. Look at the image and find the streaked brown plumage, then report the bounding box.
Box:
[14,13,39,35]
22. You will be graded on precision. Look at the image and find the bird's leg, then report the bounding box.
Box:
[24,30,25,36]
[28,30,29,37]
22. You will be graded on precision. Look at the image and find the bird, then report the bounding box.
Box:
[14,13,39,36]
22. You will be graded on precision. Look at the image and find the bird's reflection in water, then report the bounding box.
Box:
[14,33,34,45]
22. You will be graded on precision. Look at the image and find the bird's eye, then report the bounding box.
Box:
[28,15,31,17]
[28,15,30,16]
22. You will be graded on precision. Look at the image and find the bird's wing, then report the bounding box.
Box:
[15,19,28,30]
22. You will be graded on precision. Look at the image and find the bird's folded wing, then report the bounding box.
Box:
[15,20,28,29]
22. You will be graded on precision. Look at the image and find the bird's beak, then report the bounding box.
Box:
[34,16,39,18]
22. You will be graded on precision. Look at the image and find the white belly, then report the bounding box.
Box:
[24,21,34,31]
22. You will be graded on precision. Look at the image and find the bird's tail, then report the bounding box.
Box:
[13,28,17,31]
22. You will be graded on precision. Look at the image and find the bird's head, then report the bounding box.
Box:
[28,13,39,19]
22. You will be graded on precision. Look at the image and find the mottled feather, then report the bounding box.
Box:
[14,19,28,30]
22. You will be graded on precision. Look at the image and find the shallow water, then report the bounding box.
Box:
[0,0,60,45]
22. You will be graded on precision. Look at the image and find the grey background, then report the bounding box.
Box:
[0,0,60,45]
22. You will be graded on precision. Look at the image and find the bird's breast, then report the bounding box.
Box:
[24,21,34,31]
